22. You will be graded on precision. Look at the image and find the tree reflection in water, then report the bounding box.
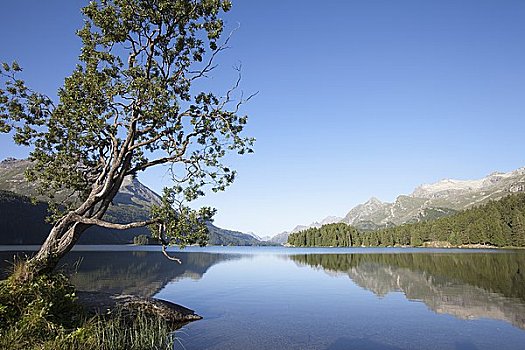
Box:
[290,252,525,330]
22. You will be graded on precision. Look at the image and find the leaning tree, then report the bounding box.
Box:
[0,0,254,276]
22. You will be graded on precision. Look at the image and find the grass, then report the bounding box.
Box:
[0,260,175,350]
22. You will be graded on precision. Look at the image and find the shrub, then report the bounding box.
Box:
[0,261,174,350]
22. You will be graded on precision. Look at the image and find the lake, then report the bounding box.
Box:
[1,246,524,349]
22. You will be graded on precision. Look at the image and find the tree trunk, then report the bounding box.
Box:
[26,214,91,276]
[24,155,135,278]
[26,179,124,276]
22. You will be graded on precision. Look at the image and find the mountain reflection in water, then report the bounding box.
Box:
[0,250,242,298]
[1,248,524,335]
[290,253,525,330]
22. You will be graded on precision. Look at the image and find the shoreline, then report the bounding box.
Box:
[76,291,202,329]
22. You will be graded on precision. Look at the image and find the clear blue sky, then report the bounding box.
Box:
[1,1,524,237]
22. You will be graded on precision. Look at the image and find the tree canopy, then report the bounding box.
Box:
[0,0,253,273]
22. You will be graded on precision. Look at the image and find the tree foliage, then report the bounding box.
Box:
[0,0,254,271]
[288,223,359,247]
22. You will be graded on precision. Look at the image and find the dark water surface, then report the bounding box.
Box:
[1,246,524,349]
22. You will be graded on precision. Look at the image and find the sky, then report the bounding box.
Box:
[1,0,524,237]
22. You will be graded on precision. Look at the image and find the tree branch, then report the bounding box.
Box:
[126,131,198,174]
[189,23,239,81]
[161,244,182,264]
[71,214,158,230]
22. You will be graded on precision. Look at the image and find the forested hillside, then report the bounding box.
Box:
[0,190,267,246]
[0,190,149,244]
[0,158,267,246]
[341,168,525,227]
[287,223,359,247]
[288,193,525,247]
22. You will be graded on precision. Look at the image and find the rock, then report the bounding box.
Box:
[76,291,202,328]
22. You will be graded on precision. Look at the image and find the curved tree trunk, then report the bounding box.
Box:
[25,167,159,278]
[26,169,128,277]
[27,215,91,276]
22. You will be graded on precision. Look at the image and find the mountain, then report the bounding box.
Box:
[276,166,525,239]
[320,216,344,225]
[269,231,290,245]
[288,192,525,248]
[267,215,343,245]
[245,231,270,241]
[0,158,161,219]
[341,167,525,227]
[342,197,391,226]
[0,190,146,244]
[0,158,263,246]
[207,225,269,246]
[294,215,343,232]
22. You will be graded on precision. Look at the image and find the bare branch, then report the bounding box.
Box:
[71,214,158,230]
[189,23,240,81]
[162,244,182,264]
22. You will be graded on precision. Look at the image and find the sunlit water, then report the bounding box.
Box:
[1,246,524,349]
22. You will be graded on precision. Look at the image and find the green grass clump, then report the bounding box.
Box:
[0,262,175,350]
[37,310,176,350]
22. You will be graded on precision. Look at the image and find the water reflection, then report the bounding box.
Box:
[290,253,525,330]
[0,250,241,298]
[2,248,525,336]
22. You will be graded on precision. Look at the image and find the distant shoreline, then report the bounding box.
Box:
[2,244,524,254]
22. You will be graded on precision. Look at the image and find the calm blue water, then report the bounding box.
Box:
[1,246,524,349]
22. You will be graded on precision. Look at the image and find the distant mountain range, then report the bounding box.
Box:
[342,167,525,226]
[268,216,343,245]
[269,166,525,243]
[6,157,524,246]
[0,158,265,246]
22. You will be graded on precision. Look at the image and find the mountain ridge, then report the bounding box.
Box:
[271,166,525,243]
[0,158,264,246]
[267,215,344,244]
[343,166,525,227]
